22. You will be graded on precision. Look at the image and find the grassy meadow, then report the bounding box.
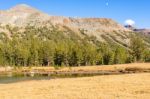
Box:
[0,63,150,99]
[0,73,150,99]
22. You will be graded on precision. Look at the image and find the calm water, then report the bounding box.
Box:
[0,72,51,84]
[0,71,119,84]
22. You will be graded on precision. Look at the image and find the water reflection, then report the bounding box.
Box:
[0,72,51,84]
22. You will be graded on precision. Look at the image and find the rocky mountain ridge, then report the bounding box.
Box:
[0,4,128,31]
[1,4,149,48]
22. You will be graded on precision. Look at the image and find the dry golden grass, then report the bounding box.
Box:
[22,63,150,72]
[0,63,150,99]
[0,73,150,99]
[1,63,150,73]
[65,63,150,71]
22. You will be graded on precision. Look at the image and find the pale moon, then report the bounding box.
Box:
[106,2,109,6]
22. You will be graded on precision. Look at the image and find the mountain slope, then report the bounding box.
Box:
[0,4,50,26]
[0,4,149,48]
[0,4,150,66]
[134,29,150,36]
[0,4,127,30]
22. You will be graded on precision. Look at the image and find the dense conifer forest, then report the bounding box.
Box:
[0,25,150,67]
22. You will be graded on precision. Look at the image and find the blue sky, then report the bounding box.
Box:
[0,0,149,28]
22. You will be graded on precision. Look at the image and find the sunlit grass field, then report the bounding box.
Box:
[0,63,150,99]
[0,73,150,99]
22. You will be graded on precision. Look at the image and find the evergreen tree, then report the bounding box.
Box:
[130,35,145,62]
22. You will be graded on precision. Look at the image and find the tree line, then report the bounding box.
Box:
[0,25,150,67]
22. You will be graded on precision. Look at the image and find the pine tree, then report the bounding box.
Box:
[130,35,145,62]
